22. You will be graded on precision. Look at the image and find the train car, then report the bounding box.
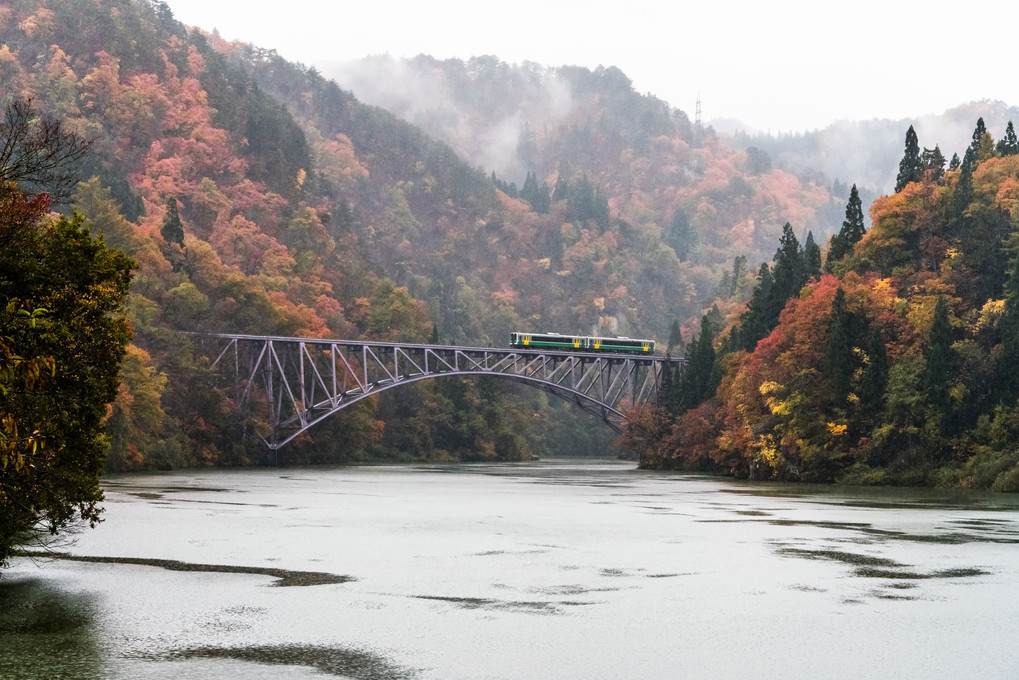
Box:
[508,331,586,351]
[586,335,655,354]
[509,332,655,355]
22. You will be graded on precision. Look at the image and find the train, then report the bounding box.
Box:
[509,331,655,355]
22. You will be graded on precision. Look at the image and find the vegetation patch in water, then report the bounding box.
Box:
[775,547,904,568]
[854,566,989,580]
[413,594,567,614]
[14,551,353,587]
[148,644,417,680]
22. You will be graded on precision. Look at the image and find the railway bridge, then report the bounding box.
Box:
[193,334,685,451]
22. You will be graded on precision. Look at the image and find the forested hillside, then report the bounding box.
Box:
[326,54,848,296]
[631,119,1019,491]
[0,0,859,469]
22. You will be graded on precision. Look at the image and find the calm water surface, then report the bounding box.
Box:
[4,459,1019,679]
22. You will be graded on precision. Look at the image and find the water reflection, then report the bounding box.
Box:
[0,577,107,680]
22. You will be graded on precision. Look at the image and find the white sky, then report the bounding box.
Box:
[165,0,1017,133]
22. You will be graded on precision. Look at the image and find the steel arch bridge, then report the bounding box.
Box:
[193,334,685,450]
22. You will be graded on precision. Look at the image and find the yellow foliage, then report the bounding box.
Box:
[754,434,784,473]
[827,422,848,436]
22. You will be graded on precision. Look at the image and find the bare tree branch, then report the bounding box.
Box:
[0,97,93,200]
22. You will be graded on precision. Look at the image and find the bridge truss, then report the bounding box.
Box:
[193,334,685,450]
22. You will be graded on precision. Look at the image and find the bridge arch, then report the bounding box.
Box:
[194,334,684,450]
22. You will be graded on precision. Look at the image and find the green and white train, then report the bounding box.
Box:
[509,331,655,355]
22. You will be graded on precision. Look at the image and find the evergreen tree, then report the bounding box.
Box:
[826,184,867,272]
[729,254,748,298]
[770,222,804,305]
[967,117,988,163]
[677,315,717,412]
[895,125,923,192]
[667,319,684,355]
[552,175,569,201]
[658,355,680,416]
[804,231,822,282]
[997,121,1019,156]
[667,208,695,262]
[924,296,954,429]
[997,252,1019,401]
[952,154,975,230]
[725,263,773,353]
[823,287,852,404]
[824,232,848,272]
[859,323,888,417]
[160,196,184,246]
[921,146,946,181]
[520,171,549,212]
[948,153,961,171]
[842,184,866,244]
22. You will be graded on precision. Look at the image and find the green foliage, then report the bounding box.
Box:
[160,196,184,246]
[858,323,888,418]
[997,121,1019,156]
[676,315,718,413]
[921,146,946,182]
[823,287,852,403]
[0,188,133,565]
[895,125,923,192]
[825,185,862,272]
[666,208,695,262]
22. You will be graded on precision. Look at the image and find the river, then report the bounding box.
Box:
[3,459,1019,679]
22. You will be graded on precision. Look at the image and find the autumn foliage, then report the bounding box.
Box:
[638,121,1019,491]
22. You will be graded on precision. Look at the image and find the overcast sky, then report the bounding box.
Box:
[165,0,1017,133]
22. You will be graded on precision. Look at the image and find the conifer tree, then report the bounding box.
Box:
[823,287,852,404]
[552,175,569,201]
[677,315,717,411]
[921,146,946,181]
[160,196,184,246]
[842,184,866,244]
[997,121,1019,156]
[952,155,975,230]
[520,171,550,212]
[658,356,680,416]
[729,255,748,298]
[997,253,1019,401]
[895,125,923,192]
[826,183,868,271]
[667,319,684,355]
[967,118,988,163]
[924,296,954,429]
[667,208,695,262]
[770,222,804,305]
[949,153,961,171]
[825,232,848,272]
[804,231,822,282]
[859,323,888,417]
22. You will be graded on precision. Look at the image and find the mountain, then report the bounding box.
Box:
[732,100,1019,195]
[8,0,1004,476]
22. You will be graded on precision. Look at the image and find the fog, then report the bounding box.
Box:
[323,55,576,182]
